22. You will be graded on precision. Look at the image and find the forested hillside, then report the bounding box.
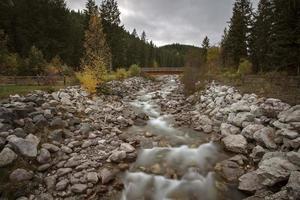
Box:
[0,0,188,76]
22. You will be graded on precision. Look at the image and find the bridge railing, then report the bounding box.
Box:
[141,67,184,72]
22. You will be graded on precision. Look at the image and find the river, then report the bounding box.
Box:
[120,76,246,200]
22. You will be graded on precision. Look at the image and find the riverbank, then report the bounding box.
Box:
[0,75,299,200]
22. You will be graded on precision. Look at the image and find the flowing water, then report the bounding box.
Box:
[121,76,246,200]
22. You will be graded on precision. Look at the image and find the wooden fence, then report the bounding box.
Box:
[0,76,70,86]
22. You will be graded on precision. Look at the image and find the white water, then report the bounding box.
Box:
[122,76,238,200]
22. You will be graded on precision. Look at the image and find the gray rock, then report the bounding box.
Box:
[215,159,244,182]
[36,193,54,200]
[231,112,255,127]
[276,129,299,140]
[57,168,72,177]
[9,168,33,182]
[230,101,251,112]
[220,123,240,136]
[0,147,17,167]
[56,179,69,191]
[120,143,135,153]
[37,148,51,164]
[241,124,265,140]
[287,151,300,166]
[50,117,67,128]
[238,171,264,193]
[286,171,300,200]
[48,129,63,142]
[61,146,72,154]
[25,134,40,146]
[71,184,87,194]
[265,190,288,200]
[16,197,28,200]
[80,123,91,134]
[86,172,98,184]
[38,163,52,171]
[81,140,93,148]
[8,136,38,157]
[14,128,27,138]
[109,150,126,162]
[100,168,115,184]
[253,127,277,149]
[278,105,300,123]
[44,175,57,190]
[257,156,299,186]
[41,143,60,152]
[222,135,247,154]
[250,145,266,163]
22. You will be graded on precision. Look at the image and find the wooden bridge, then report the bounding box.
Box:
[141,67,184,75]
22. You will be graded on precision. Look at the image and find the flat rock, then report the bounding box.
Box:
[0,147,17,167]
[278,105,300,123]
[56,179,69,191]
[222,135,247,154]
[120,143,135,153]
[238,171,264,193]
[71,184,87,194]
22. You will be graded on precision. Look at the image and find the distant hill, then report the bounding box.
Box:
[159,44,203,58]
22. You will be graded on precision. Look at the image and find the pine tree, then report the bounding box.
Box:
[100,0,125,70]
[84,0,97,23]
[220,28,229,67]
[269,0,299,72]
[201,36,210,63]
[81,9,111,71]
[249,0,273,72]
[225,0,253,68]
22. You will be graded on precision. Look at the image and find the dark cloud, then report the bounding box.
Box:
[66,0,258,46]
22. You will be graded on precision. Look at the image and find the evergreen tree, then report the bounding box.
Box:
[220,28,229,67]
[249,0,273,72]
[84,0,97,26]
[225,0,253,68]
[100,0,125,69]
[201,36,210,63]
[81,10,111,70]
[269,0,300,72]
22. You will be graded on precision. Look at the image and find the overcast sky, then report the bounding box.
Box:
[66,0,258,47]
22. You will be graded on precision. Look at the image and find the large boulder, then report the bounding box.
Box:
[222,135,247,154]
[109,150,126,163]
[8,136,38,157]
[215,158,245,182]
[0,147,17,167]
[238,171,264,193]
[253,127,277,149]
[256,154,299,186]
[37,148,51,164]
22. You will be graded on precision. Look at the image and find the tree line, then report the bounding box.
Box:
[0,0,184,76]
[221,0,300,74]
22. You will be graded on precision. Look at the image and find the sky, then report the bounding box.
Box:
[66,0,258,47]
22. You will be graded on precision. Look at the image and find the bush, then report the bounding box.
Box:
[238,59,252,76]
[128,64,141,77]
[115,68,129,80]
[77,57,107,94]
[76,67,99,93]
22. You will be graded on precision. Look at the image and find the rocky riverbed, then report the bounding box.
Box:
[0,75,299,200]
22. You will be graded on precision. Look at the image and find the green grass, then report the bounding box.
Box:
[0,85,64,99]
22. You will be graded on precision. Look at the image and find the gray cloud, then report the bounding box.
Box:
[66,0,258,46]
